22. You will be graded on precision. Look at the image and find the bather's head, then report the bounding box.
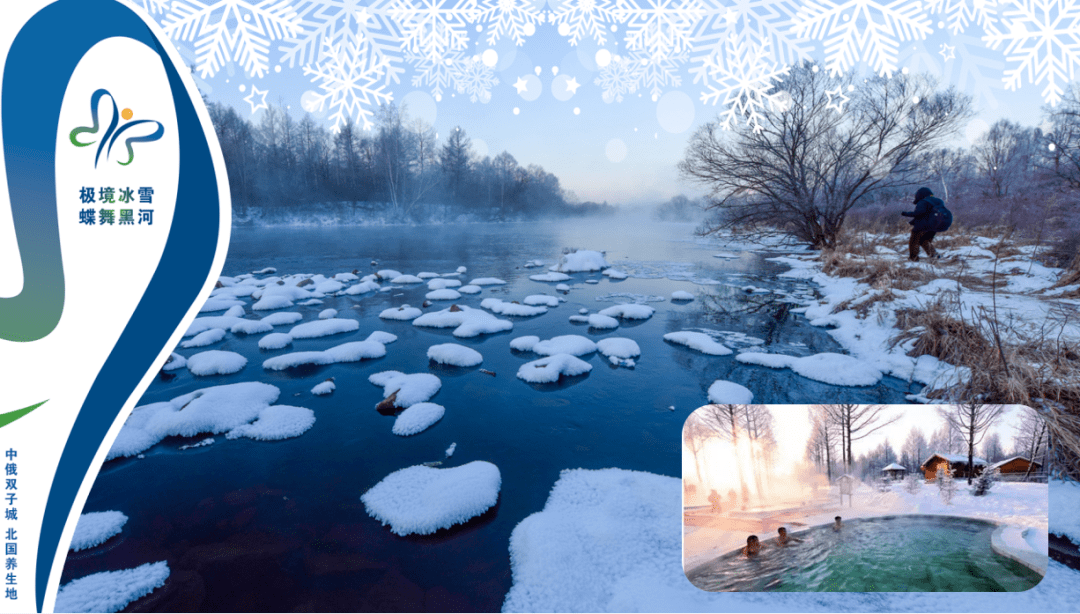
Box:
[778,527,788,536]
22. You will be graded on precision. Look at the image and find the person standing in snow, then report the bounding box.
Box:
[901,187,949,262]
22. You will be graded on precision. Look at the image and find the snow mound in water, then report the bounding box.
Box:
[181,328,226,348]
[225,405,315,441]
[318,308,338,319]
[380,306,423,320]
[361,461,501,536]
[662,332,732,356]
[530,272,571,282]
[481,298,547,316]
[603,269,628,280]
[707,380,754,404]
[554,250,609,272]
[502,468,675,612]
[427,288,462,301]
[517,354,593,383]
[588,314,619,329]
[262,339,387,370]
[735,352,797,369]
[369,371,442,408]
[311,380,336,395]
[200,297,244,313]
[510,336,540,352]
[289,318,360,339]
[533,335,597,357]
[186,350,247,376]
[391,275,424,284]
[258,332,293,350]
[55,561,170,614]
[252,295,294,311]
[428,343,483,367]
[70,511,128,551]
[261,312,303,326]
[412,305,513,337]
[598,304,654,320]
[671,291,694,301]
[428,278,463,290]
[458,284,482,294]
[597,338,640,359]
[469,277,506,286]
[229,319,274,335]
[524,295,560,306]
[791,353,883,386]
[344,280,380,295]
[392,402,446,436]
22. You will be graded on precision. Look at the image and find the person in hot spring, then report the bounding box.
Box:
[833,516,842,532]
[742,535,766,557]
[775,527,803,546]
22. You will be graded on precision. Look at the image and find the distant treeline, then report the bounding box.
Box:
[205,98,616,220]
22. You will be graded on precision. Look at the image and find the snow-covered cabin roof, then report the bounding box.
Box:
[988,456,1042,471]
[881,463,906,471]
[921,453,988,467]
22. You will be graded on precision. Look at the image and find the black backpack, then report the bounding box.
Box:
[930,201,952,232]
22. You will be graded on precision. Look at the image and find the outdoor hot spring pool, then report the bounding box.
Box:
[686,515,1044,592]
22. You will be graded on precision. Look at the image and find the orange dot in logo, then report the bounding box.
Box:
[121,108,133,120]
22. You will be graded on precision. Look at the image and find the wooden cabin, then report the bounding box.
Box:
[881,462,907,481]
[921,453,987,480]
[987,456,1044,481]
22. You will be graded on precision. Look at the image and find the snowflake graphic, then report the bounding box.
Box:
[303,38,393,131]
[549,0,620,46]
[478,0,544,45]
[928,0,1001,35]
[697,35,789,132]
[409,52,461,101]
[793,0,933,77]
[162,0,301,78]
[695,0,813,66]
[133,0,169,15]
[627,49,686,100]
[594,54,642,102]
[278,0,403,90]
[388,0,479,61]
[983,0,1080,105]
[617,0,705,61]
[454,56,500,101]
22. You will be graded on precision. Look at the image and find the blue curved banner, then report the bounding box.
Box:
[1,1,224,610]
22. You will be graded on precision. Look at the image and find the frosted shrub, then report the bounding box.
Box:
[904,473,922,494]
[936,464,957,505]
[972,468,999,496]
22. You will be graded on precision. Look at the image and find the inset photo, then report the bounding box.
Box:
[683,403,1048,592]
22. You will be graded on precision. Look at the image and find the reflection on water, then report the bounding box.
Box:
[687,516,1044,592]
[64,220,920,611]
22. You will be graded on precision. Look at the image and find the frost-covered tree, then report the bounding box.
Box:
[903,427,928,472]
[972,119,1035,198]
[904,472,922,495]
[981,432,1006,463]
[679,64,973,249]
[972,467,999,496]
[683,414,710,486]
[940,403,1004,485]
[937,463,957,505]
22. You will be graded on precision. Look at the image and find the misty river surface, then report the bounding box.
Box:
[64,220,919,611]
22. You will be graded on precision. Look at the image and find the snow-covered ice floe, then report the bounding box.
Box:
[587,314,620,329]
[186,350,247,376]
[380,305,423,320]
[106,382,312,459]
[369,371,442,408]
[318,308,338,319]
[427,288,462,301]
[361,461,501,536]
[261,311,303,326]
[262,336,389,370]
[376,269,403,280]
[162,353,186,371]
[517,354,593,383]
[258,332,293,350]
[391,275,424,284]
[481,298,548,316]
[554,250,609,272]
[597,338,640,368]
[428,278,463,290]
[735,352,797,369]
[790,352,883,386]
[532,335,597,357]
[311,380,336,395]
[417,271,441,279]
[70,511,127,551]
[598,304,655,320]
[671,291,694,301]
[530,271,571,282]
[55,561,170,614]
[392,402,445,436]
[199,297,244,313]
[524,295,560,307]
[469,277,506,286]
[412,305,513,338]
[458,284,482,294]
[226,406,315,441]
[510,336,539,352]
[343,281,380,295]
[427,343,483,367]
[181,328,226,349]
[251,295,294,311]
[502,468,676,612]
[288,318,360,339]
[707,380,754,404]
[662,332,733,356]
[603,269,628,280]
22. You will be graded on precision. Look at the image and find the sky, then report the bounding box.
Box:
[141,1,1064,205]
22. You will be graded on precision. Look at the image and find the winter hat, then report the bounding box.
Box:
[913,187,933,204]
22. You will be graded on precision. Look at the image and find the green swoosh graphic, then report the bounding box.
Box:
[0,400,46,429]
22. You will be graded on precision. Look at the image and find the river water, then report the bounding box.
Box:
[62,219,919,611]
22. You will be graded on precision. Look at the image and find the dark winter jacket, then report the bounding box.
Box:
[902,194,945,232]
